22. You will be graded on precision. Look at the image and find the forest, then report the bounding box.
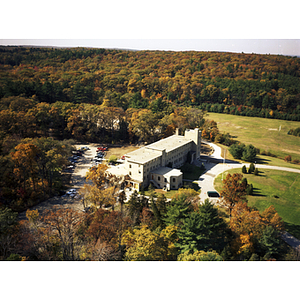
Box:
[0,46,299,261]
[1,46,300,120]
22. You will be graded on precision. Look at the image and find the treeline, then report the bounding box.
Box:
[1,47,300,120]
[0,95,205,144]
[1,172,295,261]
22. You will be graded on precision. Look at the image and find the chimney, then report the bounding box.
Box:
[175,128,179,135]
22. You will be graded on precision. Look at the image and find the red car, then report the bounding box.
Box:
[97,146,108,151]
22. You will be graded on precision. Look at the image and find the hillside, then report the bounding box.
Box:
[1,46,300,120]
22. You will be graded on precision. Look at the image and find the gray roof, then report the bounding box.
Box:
[126,134,194,164]
[150,166,182,177]
[146,134,193,152]
[126,147,162,164]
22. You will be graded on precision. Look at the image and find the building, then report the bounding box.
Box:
[108,128,201,191]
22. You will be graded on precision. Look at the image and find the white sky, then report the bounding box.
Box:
[1,1,300,56]
[1,39,299,56]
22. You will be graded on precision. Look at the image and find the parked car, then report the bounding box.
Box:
[66,189,77,197]
[96,152,104,157]
[80,146,89,151]
[66,165,75,170]
[97,146,108,151]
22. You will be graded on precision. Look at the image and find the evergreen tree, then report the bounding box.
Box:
[242,145,257,162]
[248,162,255,174]
[258,225,284,259]
[164,193,193,227]
[175,200,228,254]
[242,165,247,174]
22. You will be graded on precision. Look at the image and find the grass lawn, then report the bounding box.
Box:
[214,168,300,239]
[207,112,300,163]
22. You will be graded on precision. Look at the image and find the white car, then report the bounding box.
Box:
[66,189,77,196]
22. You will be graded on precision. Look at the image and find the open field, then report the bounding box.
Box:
[105,144,140,159]
[207,113,300,162]
[214,168,300,238]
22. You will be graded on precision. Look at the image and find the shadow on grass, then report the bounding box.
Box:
[255,157,271,165]
[284,223,300,240]
[252,187,266,197]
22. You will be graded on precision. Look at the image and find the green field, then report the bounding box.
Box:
[207,113,300,163]
[214,168,300,238]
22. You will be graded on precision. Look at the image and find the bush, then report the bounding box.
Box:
[284,155,292,162]
[242,165,247,174]
[229,143,257,162]
[242,144,257,162]
[254,168,259,176]
[248,163,255,174]
[229,143,245,159]
[246,183,253,195]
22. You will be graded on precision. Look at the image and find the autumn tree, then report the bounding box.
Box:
[229,202,286,260]
[177,250,223,261]
[219,173,247,217]
[121,224,178,261]
[40,207,84,260]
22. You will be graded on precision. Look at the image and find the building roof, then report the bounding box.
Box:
[126,134,194,164]
[146,134,193,152]
[126,147,162,164]
[150,166,182,177]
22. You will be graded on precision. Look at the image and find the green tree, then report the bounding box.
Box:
[258,225,284,259]
[0,207,18,258]
[242,165,247,174]
[164,193,193,227]
[242,145,257,162]
[175,199,228,254]
[248,162,255,174]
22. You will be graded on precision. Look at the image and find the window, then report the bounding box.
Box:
[158,176,160,181]
[173,178,176,182]
[129,172,132,175]
[129,164,132,168]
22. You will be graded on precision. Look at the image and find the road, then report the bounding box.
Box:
[195,141,300,203]
[195,141,300,251]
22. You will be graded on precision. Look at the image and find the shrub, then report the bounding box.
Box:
[242,165,247,174]
[242,144,257,162]
[248,163,255,174]
[254,168,259,176]
[246,183,253,195]
[229,143,245,159]
[284,155,292,162]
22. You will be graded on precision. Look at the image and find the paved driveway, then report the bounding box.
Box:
[196,142,300,203]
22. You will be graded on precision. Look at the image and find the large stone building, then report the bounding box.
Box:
[108,128,201,191]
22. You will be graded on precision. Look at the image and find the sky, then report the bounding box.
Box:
[1,1,300,56]
[1,39,300,56]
